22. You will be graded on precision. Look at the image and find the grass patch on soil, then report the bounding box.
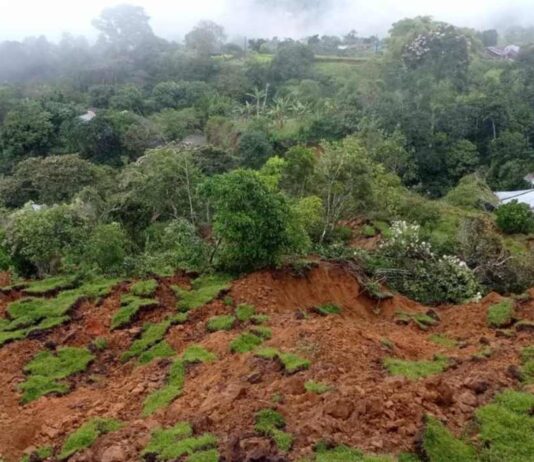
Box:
[20,446,53,462]
[230,332,264,353]
[428,334,458,348]
[255,347,310,374]
[130,278,158,297]
[395,311,438,330]
[308,442,397,461]
[111,294,158,330]
[23,275,79,295]
[0,277,120,347]
[422,416,477,462]
[206,314,236,332]
[255,409,294,452]
[174,274,231,311]
[313,303,342,316]
[121,313,187,363]
[475,390,534,461]
[143,345,216,416]
[383,356,449,380]
[305,380,331,394]
[487,299,515,328]
[20,347,94,403]
[59,418,122,460]
[235,303,255,322]
[142,421,218,461]
[521,346,534,383]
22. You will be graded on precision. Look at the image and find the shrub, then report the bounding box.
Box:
[203,169,305,271]
[496,200,534,234]
[374,221,479,305]
[238,130,273,169]
[4,203,87,277]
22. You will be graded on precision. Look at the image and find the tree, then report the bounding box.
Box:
[67,114,123,165]
[445,139,479,182]
[74,222,132,275]
[281,145,316,197]
[238,130,273,169]
[315,137,377,242]
[115,145,204,232]
[185,21,226,56]
[109,84,144,113]
[0,154,101,207]
[480,29,498,47]
[495,200,534,234]
[92,4,155,52]
[203,169,300,271]
[4,203,87,276]
[1,102,54,158]
[271,43,314,81]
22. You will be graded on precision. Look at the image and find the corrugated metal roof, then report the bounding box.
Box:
[495,189,534,208]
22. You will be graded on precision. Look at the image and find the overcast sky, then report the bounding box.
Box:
[0,0,533,42]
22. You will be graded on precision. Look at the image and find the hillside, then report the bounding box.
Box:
[0,262,533,461]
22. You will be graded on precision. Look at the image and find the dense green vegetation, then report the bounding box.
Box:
[0,5,533,306]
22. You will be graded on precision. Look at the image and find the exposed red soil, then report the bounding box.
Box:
[0,262,532,461]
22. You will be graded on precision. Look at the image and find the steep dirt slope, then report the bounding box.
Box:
[0,262,532,461]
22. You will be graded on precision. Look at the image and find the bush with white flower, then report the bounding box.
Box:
[376,221,479,305]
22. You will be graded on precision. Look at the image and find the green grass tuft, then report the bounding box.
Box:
[142,422,218,461]
[20,347,94,403]
[305,380,331,394]
[250,326,272,340]
[255,409,293,452]
[313,443,387,461]
[251,314,270,325]
[279,352,310,373]
[395,311,438,330]
[20,446,53,462]
[23,275,79,295]
[521,346,534,383]
[138,341,176,364]
[182,345,217,364]
[235,303,255,322]
[174,274,231,311]
[422,416,477,462]
[476,390,534,461]
[230,332,263,353]
[255,347,310,374]
[0,278,121,347]
[383,356,449,380]
[206,315,236,332]
[143,345,216,415]
[428,334,457,348]
[59,418,122,460]
[185,449,220,462]
[487,299,515,328]
[111,294,158,330]
[314,304,342,316]
[92,337,108,351]
[130,279,158,297]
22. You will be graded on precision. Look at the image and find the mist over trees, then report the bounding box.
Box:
[0,4,534,304]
